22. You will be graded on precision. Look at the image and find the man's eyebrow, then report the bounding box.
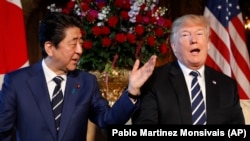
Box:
[69,37,79,42]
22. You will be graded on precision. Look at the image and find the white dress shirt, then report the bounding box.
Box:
[42,59,67,101]
[177,60,207,107]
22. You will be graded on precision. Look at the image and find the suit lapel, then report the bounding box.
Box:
[170,62,193,124]
[27,62,57,140]
[58,71,81,140]
[204,67,220,124]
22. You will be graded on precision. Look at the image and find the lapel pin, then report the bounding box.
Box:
[212,80,217,84]
[71,88,76,94]
[76,84,80,89]
[72,84,80,94]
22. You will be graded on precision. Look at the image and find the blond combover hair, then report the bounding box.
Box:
[170,14,211,45]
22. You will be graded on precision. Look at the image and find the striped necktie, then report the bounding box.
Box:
[190,71,206,125]
[52,76,64,131]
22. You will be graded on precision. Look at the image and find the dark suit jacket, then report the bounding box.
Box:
[0,60,137,141]
[132,61,245,124]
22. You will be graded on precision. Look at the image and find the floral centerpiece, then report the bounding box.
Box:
[48,0,172,105]
[48,0,172,72]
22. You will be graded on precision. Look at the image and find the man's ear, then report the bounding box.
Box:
[44,41,54,56]
[171,43,176,54]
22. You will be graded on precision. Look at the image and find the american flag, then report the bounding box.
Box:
[204,0,250,99]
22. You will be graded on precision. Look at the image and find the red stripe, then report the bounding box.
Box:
[210,29,230,64]
[205,55,221,72]
[229,35,250,82]
[230,71,249,99]
[229,19,250,82]
[231,16,247,43]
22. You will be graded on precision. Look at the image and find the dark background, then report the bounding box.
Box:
[20,0,250,65]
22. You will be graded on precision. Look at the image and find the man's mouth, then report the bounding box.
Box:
[190,48,200,53]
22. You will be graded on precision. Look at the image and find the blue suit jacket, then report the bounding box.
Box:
[0,60,137,141]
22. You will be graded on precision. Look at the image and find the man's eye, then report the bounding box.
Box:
[181,33,189,37]
[69,44,77,48]
[197,32,204,35]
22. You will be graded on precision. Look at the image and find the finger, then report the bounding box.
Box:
[132,59,140,72]
[145,55,157,67]
[145,55,157,73]
[150,55,157,64]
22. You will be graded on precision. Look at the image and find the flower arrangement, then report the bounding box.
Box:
[48,0,172,72]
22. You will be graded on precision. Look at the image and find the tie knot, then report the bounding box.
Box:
[190,71,199,77]
[53,76,63,85]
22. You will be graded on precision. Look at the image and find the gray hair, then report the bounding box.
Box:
[170,14,210,44]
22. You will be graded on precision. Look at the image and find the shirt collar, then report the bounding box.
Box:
[177,60,205,77]
[42,59,66,83]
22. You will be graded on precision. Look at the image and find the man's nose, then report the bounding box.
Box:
[190,35,197,44]
[76,43,83,54]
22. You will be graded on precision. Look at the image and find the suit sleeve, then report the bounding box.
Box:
[0,74,16,141]
[131,75,159,124]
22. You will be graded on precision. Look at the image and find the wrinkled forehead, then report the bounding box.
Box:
[180,18,207,29]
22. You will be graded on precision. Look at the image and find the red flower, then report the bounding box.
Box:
[83,40,93,49]
[102,37,112,47]
[147,36,156,47]
[97,2,106,9]
[49,0,172,71]
[114,0,124,8]
[120,11,129,21]
[123,0,131,9]
[155,28,164,37]
[127,33,136,44]
[115,33,126,43]
[142,16,150,24]
[135,25,144,36]
[86,10,98,22]
[108,16,118,28]
[163,19,172,28]
[92,26,101,36]
[149,16,157,24]
[81,2,89,12]
[66,1,75,9]
[101,26,110,35]
[136,15,143,23]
